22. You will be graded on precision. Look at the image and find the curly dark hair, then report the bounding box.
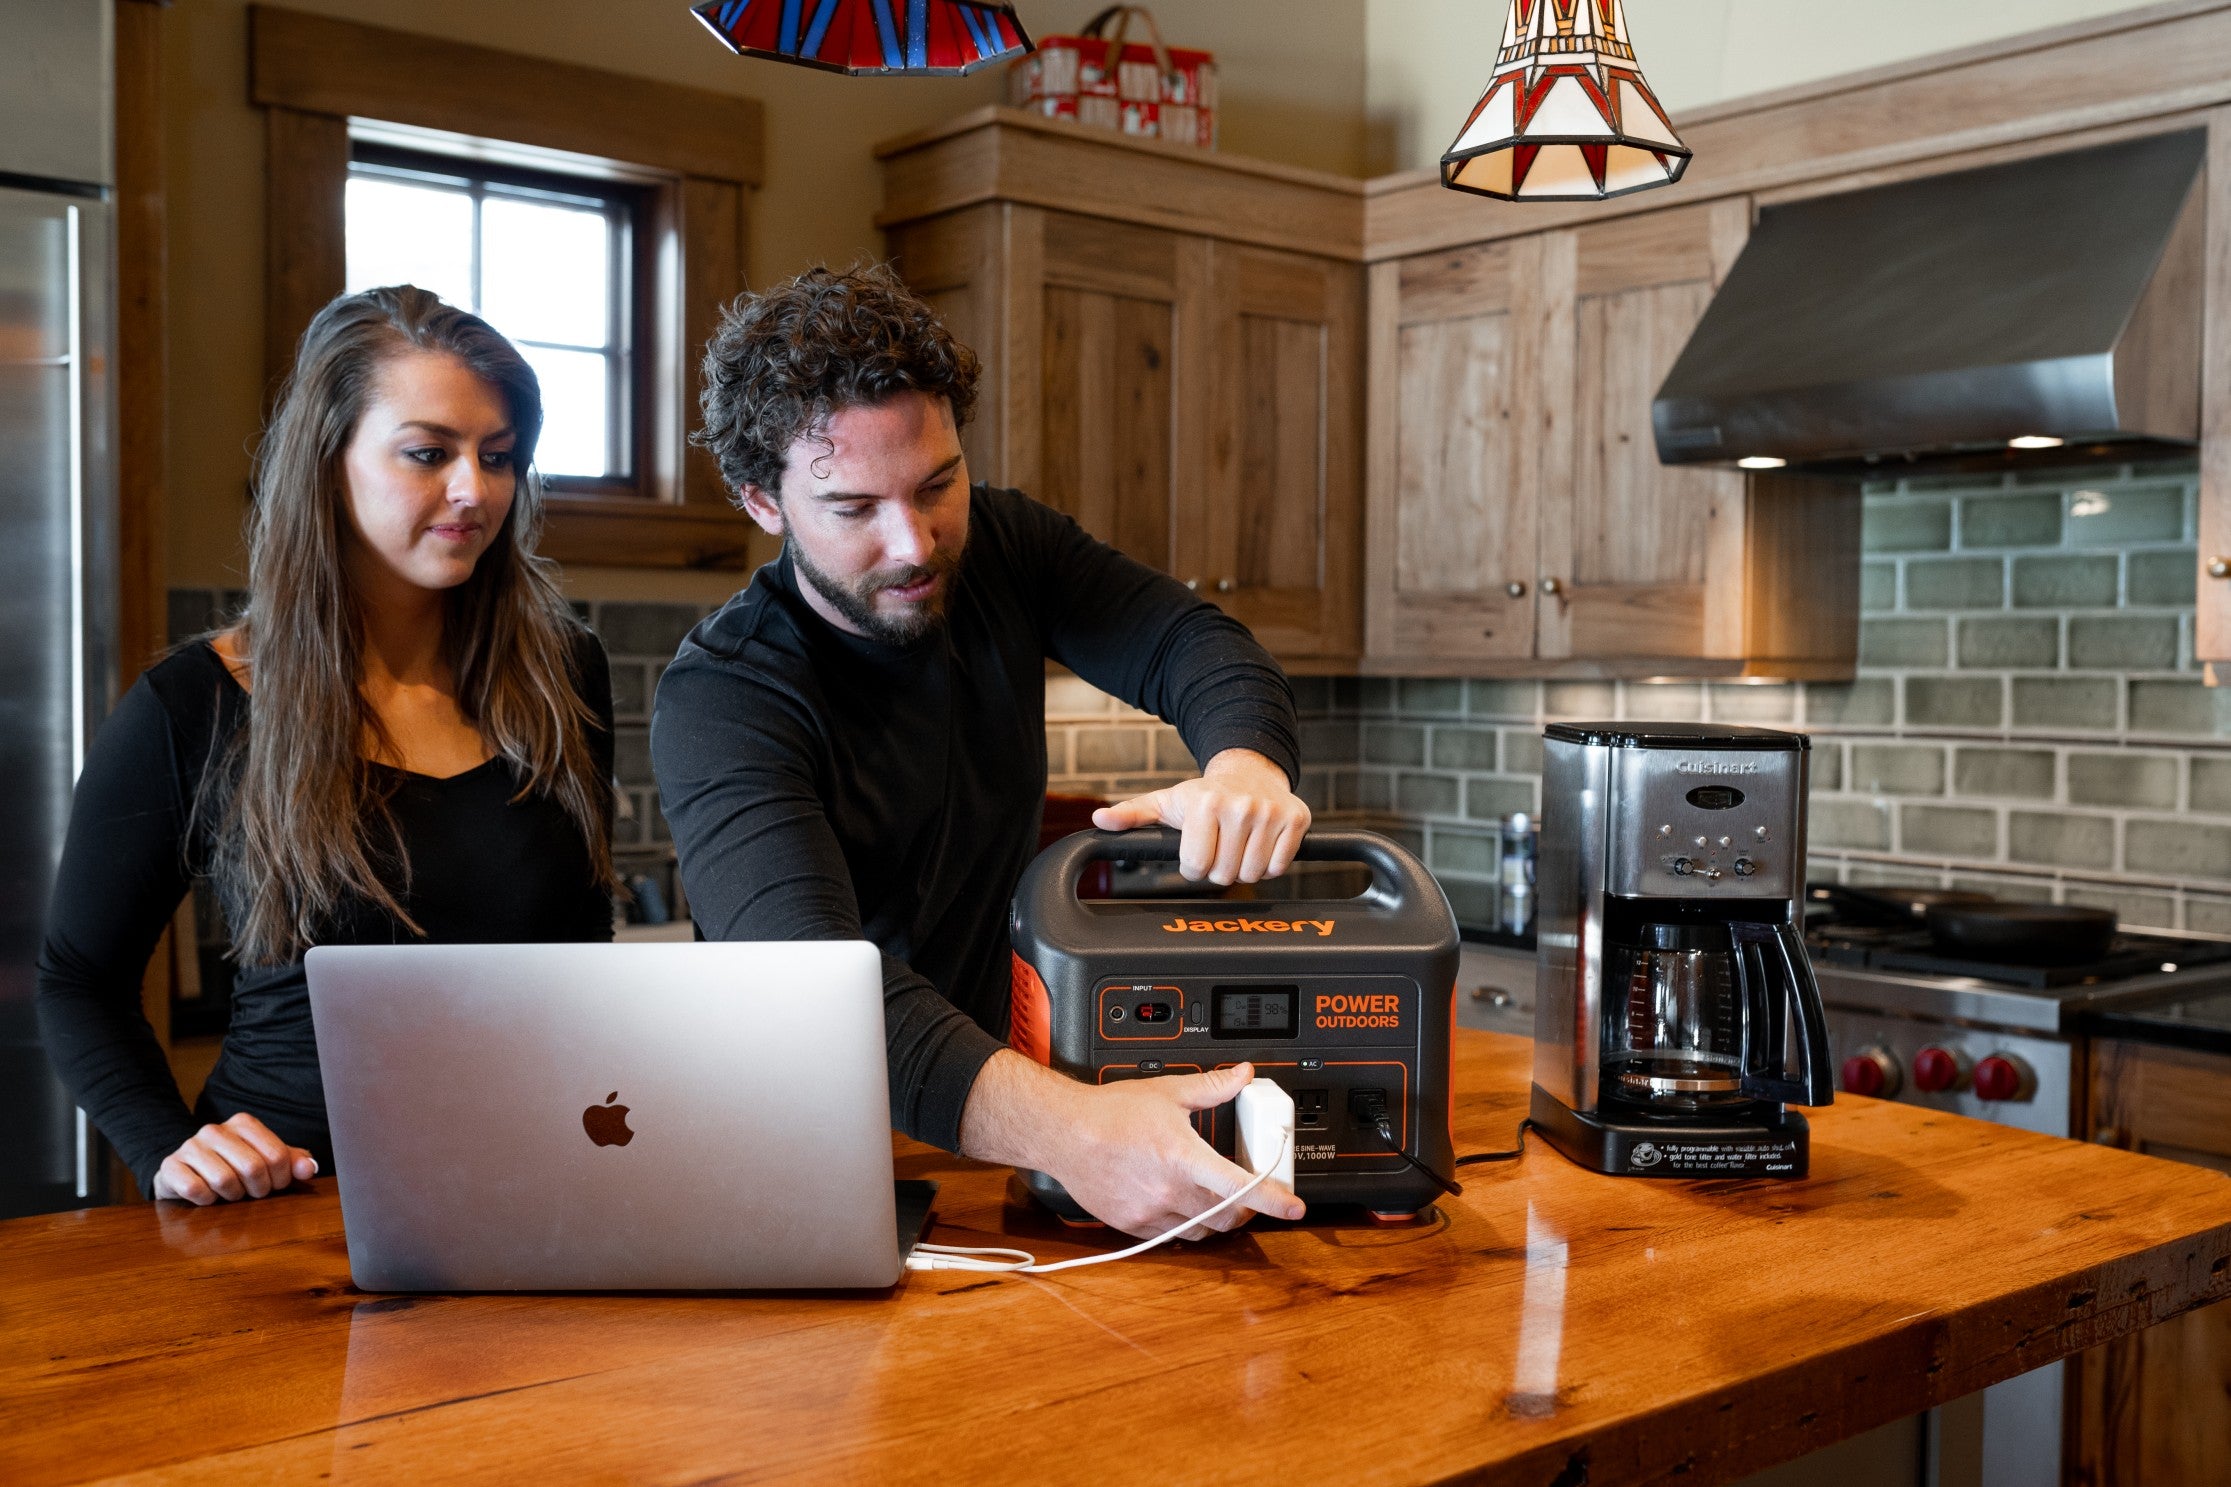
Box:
[693,262,979,499]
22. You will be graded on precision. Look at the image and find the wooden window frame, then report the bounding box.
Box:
[249,3,770,569]
[345,140,651,496]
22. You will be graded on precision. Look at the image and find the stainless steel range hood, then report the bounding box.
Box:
[1654,129,2204,471]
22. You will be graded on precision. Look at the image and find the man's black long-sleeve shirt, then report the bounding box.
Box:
[652,484,1300,1150]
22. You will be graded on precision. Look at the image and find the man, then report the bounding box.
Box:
[652,265,1311,1238]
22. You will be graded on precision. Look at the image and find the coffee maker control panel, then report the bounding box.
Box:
[1608,745,1804,899]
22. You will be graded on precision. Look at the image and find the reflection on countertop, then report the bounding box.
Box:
[1458,936,1536,1039]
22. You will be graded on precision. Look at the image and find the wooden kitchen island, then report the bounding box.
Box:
[6,1031,2228,1486]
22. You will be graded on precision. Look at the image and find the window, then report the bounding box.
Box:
[253,6,770,567]
[344,145,636,484]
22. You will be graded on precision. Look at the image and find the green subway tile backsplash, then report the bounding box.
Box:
[2010,676,2119,731]
[1861,562,1898,612]
[1957,616,2059,669]
[2065,484,2184,544]
[1429,726,1499,772]
[1256,460,2231,933]
[1905,557,2004,610]
[1804,679,1896,728]
[2126,549,2199,607]
[1863,499,1952,552]
[791,459,2210,935]
[1906,676,2004,728]
[1860,618,1949,668]
[2012,554,2118,609]
[2066,615,2178,671]
[1960,492,2062,548]
[2067,752,2178,809]
[1707,683,1798,723]
[1850,743,1945,796]
[1953,747,2055,800]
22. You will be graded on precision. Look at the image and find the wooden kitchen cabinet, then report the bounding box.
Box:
[2071,1038,2231,1487]
[1365,197,1859,678]
[879,111,1365,664]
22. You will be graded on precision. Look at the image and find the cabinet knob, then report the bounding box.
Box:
[1215,577,1235,593]
[1185,577,1200,591]
[2210,557,2230,580]
[1505,580,1527,598]
[1541,577,1564,596]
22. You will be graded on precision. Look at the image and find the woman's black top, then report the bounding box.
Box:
[34,633,616,1194]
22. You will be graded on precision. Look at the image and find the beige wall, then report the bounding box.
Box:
[1364,0,2172,175]
[161,0,1368,592]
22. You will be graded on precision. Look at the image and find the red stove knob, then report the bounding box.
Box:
[1839,1047,1902,1098]
[1973,1054,2035,1103]
[1912,1045,1971,1094]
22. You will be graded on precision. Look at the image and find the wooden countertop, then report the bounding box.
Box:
[7,1031,2229,1486]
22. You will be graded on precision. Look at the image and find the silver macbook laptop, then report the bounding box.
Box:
[305,940,930,1292]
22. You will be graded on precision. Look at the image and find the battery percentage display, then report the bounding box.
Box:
[1211,986,1299,1039]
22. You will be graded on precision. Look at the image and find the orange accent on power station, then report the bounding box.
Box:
[1448,986,1458,1143]
[1009,953,1052,1065]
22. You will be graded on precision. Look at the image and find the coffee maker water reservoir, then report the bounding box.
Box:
[1532,723,1834,1177]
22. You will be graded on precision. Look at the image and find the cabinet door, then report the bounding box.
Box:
[1536,199,1750,661]
[1026,210,1203,578]
[1202,245,1362,659]
[2072,1040,2231,1487]
[1365,239,1544,665]
[886,205,1004,486]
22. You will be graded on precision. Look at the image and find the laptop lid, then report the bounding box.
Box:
[305,940,903,1292]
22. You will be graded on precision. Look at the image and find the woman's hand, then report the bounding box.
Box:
[152,1113,318,1204]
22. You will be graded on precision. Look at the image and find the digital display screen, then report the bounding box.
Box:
[1686,785,1745,810]
[1211,986,1298,1040]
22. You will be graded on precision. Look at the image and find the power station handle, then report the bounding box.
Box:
[1022,826,1439,921]
[1731,921,1835,1107]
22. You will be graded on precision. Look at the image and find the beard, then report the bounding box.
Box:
[789,534,965,647]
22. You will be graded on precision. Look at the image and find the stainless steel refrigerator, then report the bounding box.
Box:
[1,0,119,1217]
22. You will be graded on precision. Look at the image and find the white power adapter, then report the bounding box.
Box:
[905,1078,1298,1275]
[1235,1077,1297,1190]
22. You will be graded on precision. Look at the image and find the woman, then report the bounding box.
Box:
[36,286,616,1205]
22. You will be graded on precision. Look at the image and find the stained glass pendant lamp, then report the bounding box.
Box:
[1441,0,1691,202]
[691,0,1032,76]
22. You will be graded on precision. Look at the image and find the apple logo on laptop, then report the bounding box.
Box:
[583,1091,634,1147]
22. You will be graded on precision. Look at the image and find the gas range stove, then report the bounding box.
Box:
[1797,899,2231,1485]
[1803,901,2231,1142]
[1806,919,2231,1034]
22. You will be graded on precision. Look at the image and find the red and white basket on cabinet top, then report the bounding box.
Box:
[1008,5,1217,149]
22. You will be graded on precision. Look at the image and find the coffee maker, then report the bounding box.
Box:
[1531,723,1833,1178]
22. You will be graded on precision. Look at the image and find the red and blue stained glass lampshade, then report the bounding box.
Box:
[1442,0,1691,202]
[692,0,1032,76]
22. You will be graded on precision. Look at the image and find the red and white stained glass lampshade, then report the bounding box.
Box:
[1441,0,1691,202]
[691,0,1032,76]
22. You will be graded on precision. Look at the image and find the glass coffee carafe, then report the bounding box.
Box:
[1605,921,1750,1112]
[1600,916,1831,1115]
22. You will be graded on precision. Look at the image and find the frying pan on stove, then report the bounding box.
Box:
[1923,903,2117,964]
[1811,882,1995,927]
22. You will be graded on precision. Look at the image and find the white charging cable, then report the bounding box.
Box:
[905,1129,1293,1275]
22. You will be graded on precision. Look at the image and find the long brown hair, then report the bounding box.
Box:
[212,285,614,964]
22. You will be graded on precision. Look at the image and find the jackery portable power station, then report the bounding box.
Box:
[1008,827,1460,1221]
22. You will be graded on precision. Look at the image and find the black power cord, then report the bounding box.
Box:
[1454,1118,1538,1166]
[1350,1089,1465,1198]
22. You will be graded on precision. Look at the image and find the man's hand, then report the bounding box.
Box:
[959,1051,1305,1239]
[1091,747,1310,885]
[152,1113,317,1205]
